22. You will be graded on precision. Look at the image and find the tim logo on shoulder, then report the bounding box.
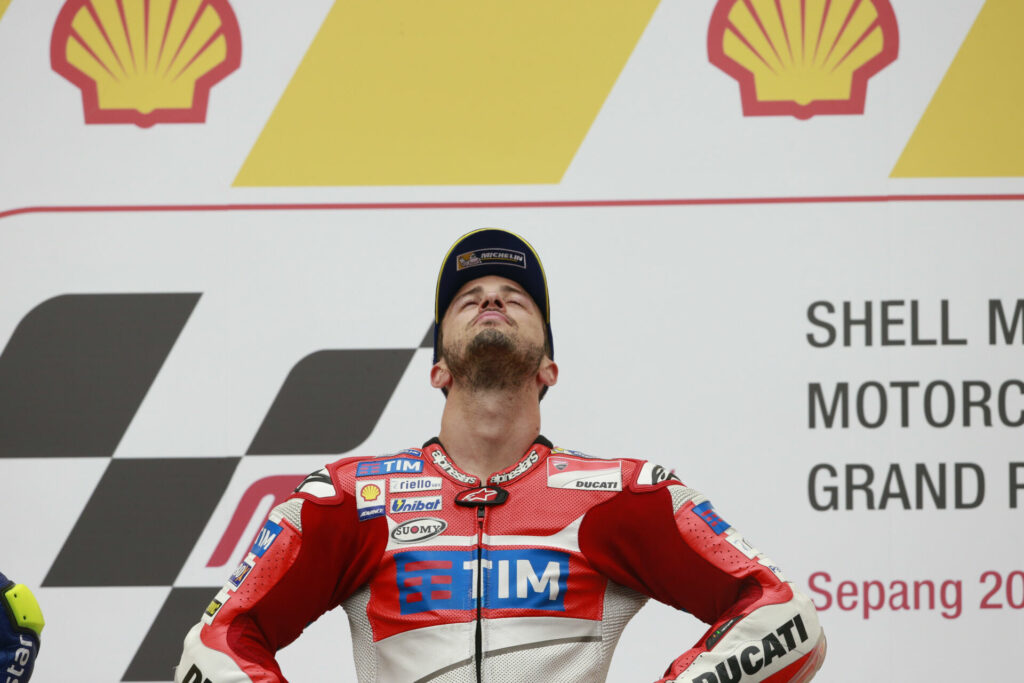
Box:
[692,501,730,535]
[251,520,282,557]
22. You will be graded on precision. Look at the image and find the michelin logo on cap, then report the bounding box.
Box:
[457,249,526,270]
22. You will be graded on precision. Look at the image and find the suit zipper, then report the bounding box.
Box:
[474,504,485,683]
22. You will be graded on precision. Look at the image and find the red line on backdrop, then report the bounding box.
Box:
[1,194,1024,220]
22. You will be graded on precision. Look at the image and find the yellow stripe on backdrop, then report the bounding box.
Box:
[0,0,11,23]
[892,0,1024,177]
[234,0,660,187]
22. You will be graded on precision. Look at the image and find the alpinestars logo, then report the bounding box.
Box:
[430,449,477,484]
[0,293,428,681]
[490,450,539,484]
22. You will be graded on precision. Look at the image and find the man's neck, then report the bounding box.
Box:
[437,382,542,481]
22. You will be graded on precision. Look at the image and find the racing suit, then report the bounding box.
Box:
[176,437,825,682]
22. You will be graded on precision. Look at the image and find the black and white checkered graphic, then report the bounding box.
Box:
[0,293,430,681]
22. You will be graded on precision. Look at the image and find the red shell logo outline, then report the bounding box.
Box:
[707,0,899,119]
[50,0,242,127]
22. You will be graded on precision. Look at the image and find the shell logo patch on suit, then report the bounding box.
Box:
[357,480,386,521]
[359,483,382,502]
[50,0,242,127]
[708,0,898,119]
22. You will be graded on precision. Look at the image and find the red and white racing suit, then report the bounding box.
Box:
[175,437,825,682]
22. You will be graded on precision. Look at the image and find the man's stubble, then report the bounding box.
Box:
[443,328,545,393]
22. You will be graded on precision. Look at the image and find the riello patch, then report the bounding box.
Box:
[546,456,621,491]
[390,476,443,493]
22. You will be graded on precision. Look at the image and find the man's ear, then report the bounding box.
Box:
[430,361,453,391]
[538,357,558,390]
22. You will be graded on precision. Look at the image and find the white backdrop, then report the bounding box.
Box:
[1,1,1022,681]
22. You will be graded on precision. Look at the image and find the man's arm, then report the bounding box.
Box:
[579,470,825,683]
[0,572,44,683]
[174,466,386,683]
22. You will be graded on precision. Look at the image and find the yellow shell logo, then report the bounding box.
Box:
[360,484,381,502]
[50,0,242,127]
[708,0,898,119]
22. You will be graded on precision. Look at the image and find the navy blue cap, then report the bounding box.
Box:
[433,228,552,364]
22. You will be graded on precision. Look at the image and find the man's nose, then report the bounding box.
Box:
[480,292,505,309]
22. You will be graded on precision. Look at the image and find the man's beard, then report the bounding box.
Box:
[443,328,545,393]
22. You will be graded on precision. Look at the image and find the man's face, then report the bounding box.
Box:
[438,275,549,392]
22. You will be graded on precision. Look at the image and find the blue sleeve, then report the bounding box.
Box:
[0,572,44,683]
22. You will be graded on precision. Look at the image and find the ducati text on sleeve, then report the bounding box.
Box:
[689,615,810,683]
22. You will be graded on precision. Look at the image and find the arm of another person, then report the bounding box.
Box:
[0,572,44,683]
[174,467,386,683]
[579,469,825,683]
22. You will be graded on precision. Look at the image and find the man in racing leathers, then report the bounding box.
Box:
[175,229,826,683]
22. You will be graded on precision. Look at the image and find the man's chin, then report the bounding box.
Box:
[470,327,513,347]
[444,331,544,392]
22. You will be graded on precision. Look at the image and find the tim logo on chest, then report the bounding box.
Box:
[393,548,570,615]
